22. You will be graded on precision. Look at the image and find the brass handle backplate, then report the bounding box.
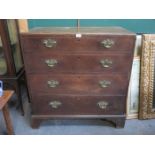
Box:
[99,80,111,88]
[45,59,58,67]
[97,101,109,109]
[100,59,113,68]
[100,39,114,48]
[43,39,57,48]
[49,101,62,109]
[47,80,59,88]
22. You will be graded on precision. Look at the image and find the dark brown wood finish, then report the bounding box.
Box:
[21,35,135,53]
[20,27,136,128]
[27,74,129,95]
[31,95,126,115]
[23,52,133,74]
[30,115,126,129]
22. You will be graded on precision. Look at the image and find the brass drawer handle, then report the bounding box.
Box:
[100,59,113,68]
[43,39,57,48]
[47,80,59,88]
[99,80,111,88]
[49,101,62,109]
[45,59,58,68]
[97,101,109,109]
[100,39,114,48]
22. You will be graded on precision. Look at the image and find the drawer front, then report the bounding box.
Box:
[27,74,129,95]
[31,95,126,115]
[21,35,135,52]
[24,52,133,74]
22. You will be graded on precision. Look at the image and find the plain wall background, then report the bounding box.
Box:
[28,19,155,34]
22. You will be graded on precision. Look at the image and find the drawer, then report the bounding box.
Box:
[24,53,133,74]
[31,95,126,115]
[27,74,129,95]
[21,35,135,53]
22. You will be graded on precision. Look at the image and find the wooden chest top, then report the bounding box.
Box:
[21,27,135,35]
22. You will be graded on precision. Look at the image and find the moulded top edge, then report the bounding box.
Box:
[20,27,136,35]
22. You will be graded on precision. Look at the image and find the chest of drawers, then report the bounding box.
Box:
[20,27,136,128]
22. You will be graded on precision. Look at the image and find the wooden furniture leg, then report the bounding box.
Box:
[14,80,24,115]
[31,118,42,129]
[2,104,14,135]
[102,117,126,128]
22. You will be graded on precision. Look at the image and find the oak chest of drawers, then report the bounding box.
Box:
[20,27,136,128]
